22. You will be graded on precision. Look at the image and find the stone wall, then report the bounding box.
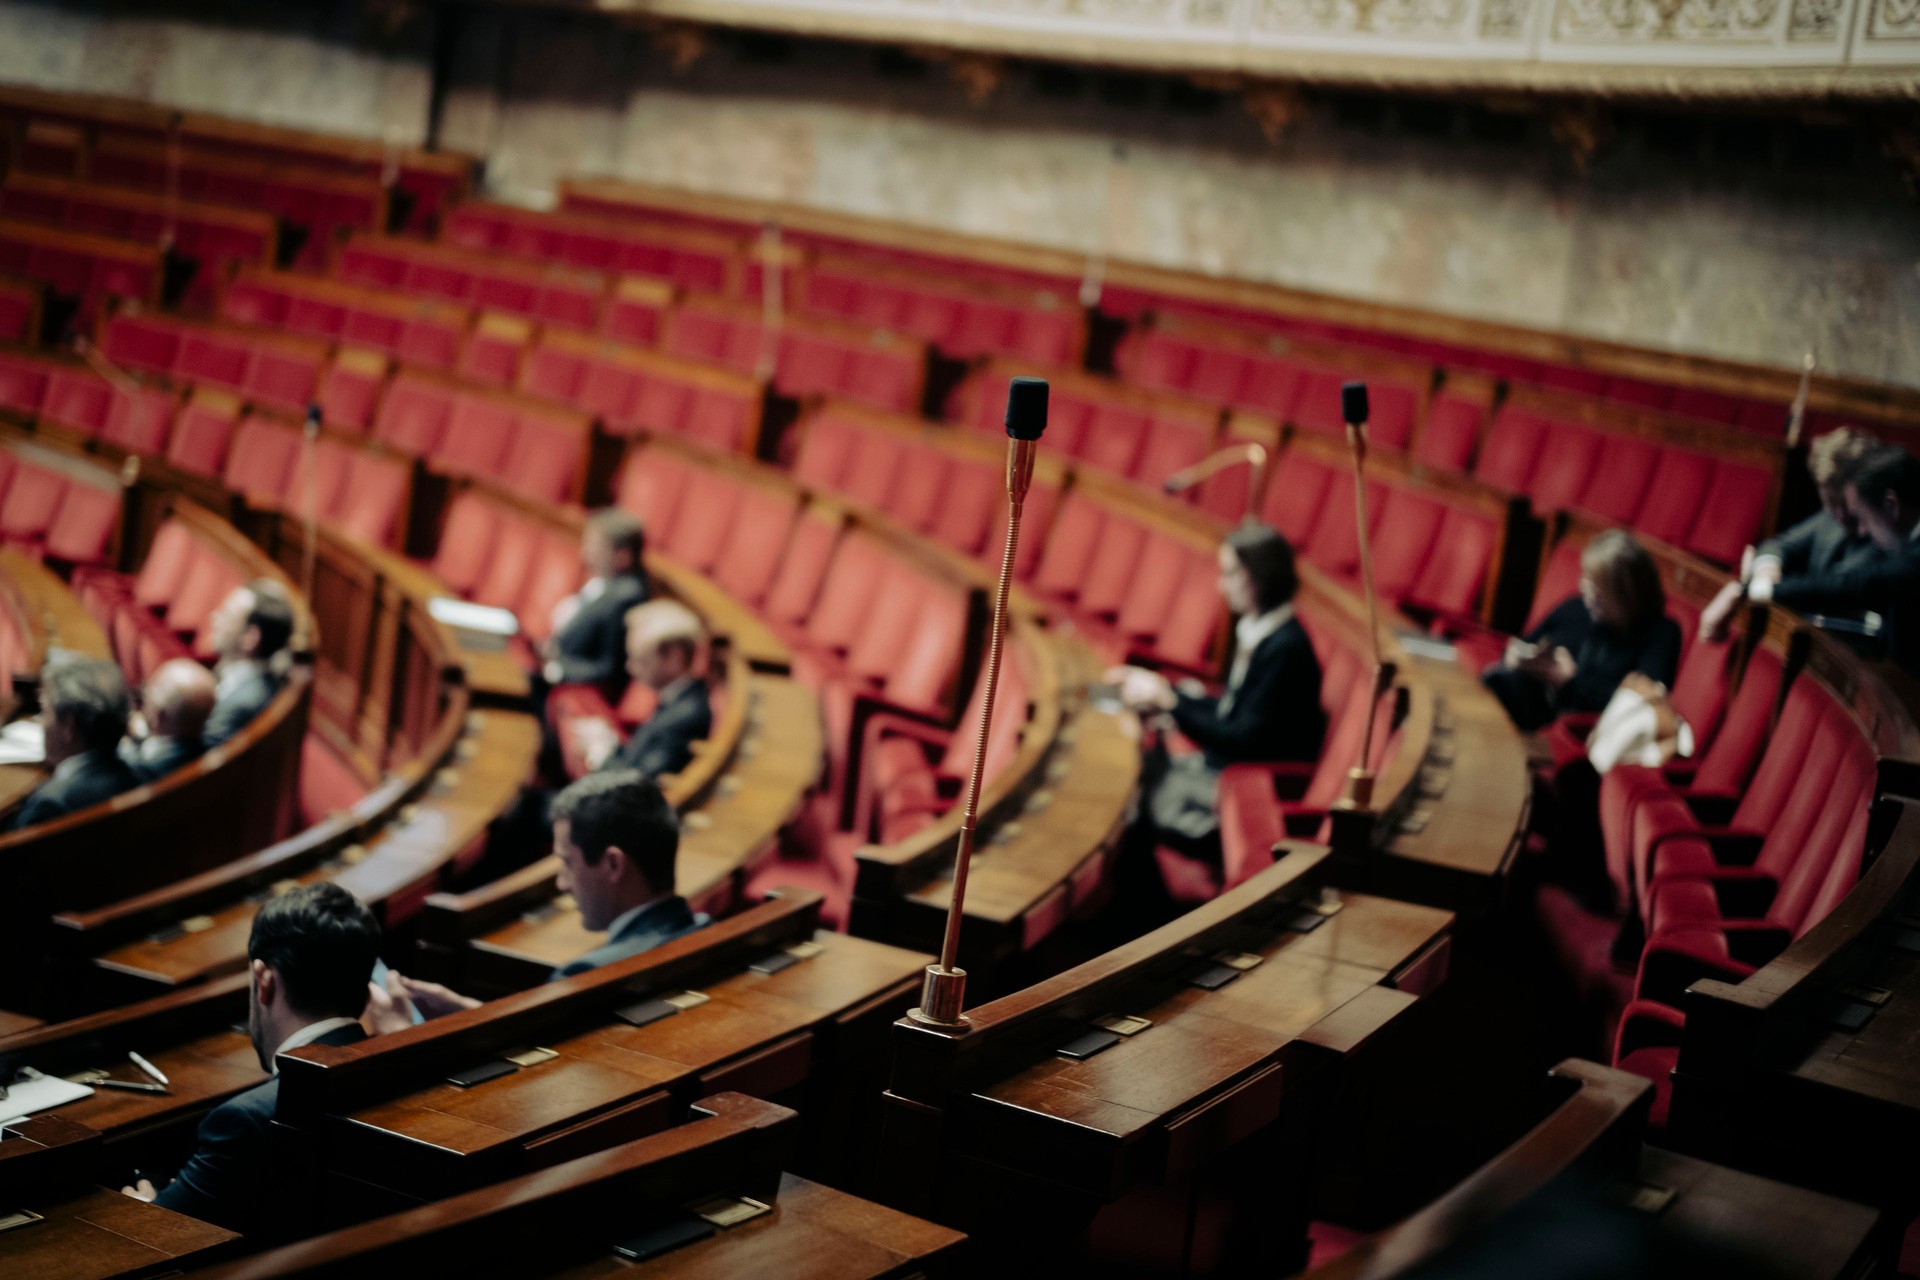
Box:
[5,0,1918,387]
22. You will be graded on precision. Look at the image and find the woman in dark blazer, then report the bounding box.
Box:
[1112,522,1327,848]
[1483,529,1681,733]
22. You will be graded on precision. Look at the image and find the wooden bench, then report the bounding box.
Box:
[175,1094,964,1280]
[276,892,925,1208]
[0,217,161,328]
[881,843,1451,1274]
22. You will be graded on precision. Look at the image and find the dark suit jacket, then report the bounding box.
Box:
[1759,511,1880,579]
[1171,616,1326,770]
[153,1022,367,1239]
[550,895,710,980]
[549,573,651,688]
[206,663,281,748]
[1483,596,1683,732]
[606,679,711,779]
[122,734,207,785]
[1774,538,1920,674]
[9,748,142,830]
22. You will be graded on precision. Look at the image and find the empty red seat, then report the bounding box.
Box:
[1683,460,1773,566]
[613,452,693,549]
[457,313,533,388]
[926,457,1000,556]
[327,448,410,547]
[432,492,503,597]
[1416,391,1483,471]
[1369,486,1443,605]
[43,479,119,565]
[1526,421,1604,515]
[1029,491,1105,604]
[315,349,388,435]
[763,508,843,632]
[1473,407,1547,493]
[1576,435,1659,527]
[222,415,301,501]
[37,367,112,439]
[1405,506,1497,621]
[372,374,455,457]
[1631,448,1715,549]
[471,514,542,612]
[514,533,584,645]
[1258,449,1338,548]
[0,350,51,416]
[712,485,801,607]
[2,461,72,543]
[99,383,178,455]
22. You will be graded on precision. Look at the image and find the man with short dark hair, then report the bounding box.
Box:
[205,579,294,747]
[122,884,379,1238]
[10,656,140,830]
[370,772,706,1028]
[1775,445,1920,673]
[123,658,215,784]
[542,508,651,693]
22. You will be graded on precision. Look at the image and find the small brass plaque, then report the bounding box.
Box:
[662,990,709,1010]
[689,1196,771,1228]
[1094,1014,1152,1037]
[1215,951,1265,971]
[504,1047,558,1068]
[181,915,216,934]
[785,940,825,959]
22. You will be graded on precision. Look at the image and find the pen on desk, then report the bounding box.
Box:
[128,1052,169,1087]
[97,1079,169,1094]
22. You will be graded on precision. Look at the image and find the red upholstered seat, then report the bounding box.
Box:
[927,457,1001,556]
[797,531,888,659]
[1076,515,1149,621]
[1258,448,1338,549]
[457,314,531,387]
[664,468,745,573]
[793,411,859,492]
[433,394,516,482]
[165,546,240,641]
[839,428,907,509]
[1405,506,1496,620]
[1576,435,1659,526]
[1632,448,1714,549]
[500,408,585,504]
[328,448,410,547]
[471,514,542,612]
[1473,406,1547,493]
[43,480,119,565]
[1370,486,1443,605]
[614,451,693,549]
[38,367,112,439]
[1416,391,1482,471]
[1684,460,1772,566]
[133,520,197,610]
[0,461,66,546]
[432,492,502,597]
[222,414,301,501]
[1303,478,1384,579]
[762,509,842,632]
[99,383,178,455]
[372,373,454,457]
[0,350,51,417]
[515,533,584,646]
[1527,421,1604,515]
[1029,490,1106,605]
[712,485,801,607]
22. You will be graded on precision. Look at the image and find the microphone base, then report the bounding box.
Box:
[908,965,970,1028]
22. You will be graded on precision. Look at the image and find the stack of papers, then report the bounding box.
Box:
[0,719,45,766]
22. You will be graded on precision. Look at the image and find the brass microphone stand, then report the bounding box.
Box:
[1163,442,1271,524]
[1337,381,1388,815]
[910,376,1049,1029]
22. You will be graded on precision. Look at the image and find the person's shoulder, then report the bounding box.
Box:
[202,1077,279,1134]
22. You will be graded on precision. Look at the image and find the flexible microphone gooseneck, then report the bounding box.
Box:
[1339,381,1389,812]
[910,376,1048,1029]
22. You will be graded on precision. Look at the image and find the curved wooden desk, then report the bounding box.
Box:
[0,543,113,815]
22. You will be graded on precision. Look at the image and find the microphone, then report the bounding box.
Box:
[912,377,1048,1030]
[1337,380,1387,814]
[1162,442,1271,523]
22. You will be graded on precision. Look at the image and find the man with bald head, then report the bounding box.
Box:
[569,600,713,779]
[124,658,215,783]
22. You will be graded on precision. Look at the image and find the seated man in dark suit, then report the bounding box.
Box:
[205,579,295,748]
[570,600,713,780]
[1773,445,1920,674]
[367,771,709,1027]
[1701,426,1882,640]
[121,658,215,784]
[541,508,651,694]
[122,883,379,1240]
[9,656,141,830]
[1109,523,1327,850]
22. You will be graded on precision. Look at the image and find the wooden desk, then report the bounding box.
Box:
[0,975,262,1153]
[277,894,926,1205]
[85,708,538,996]
[423,674,822,996]
[882,845,1450,1274]
[175,1095,961,1279]
[0,544,112,667]
[0,1114,240,1279]
[1307,1059,1884,1279]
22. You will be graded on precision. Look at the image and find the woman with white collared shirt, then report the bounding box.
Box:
[1112,522,1327,852]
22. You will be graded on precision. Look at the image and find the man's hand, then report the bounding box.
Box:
[121,1178,157,1202]
[362,973,417,1036]
[1105,664,1176,714]
[1699,581,1744,643]
[393,972,481,1019]
[569,719,621,772]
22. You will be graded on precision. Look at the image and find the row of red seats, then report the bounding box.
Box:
[663,296,926,416]
[335,235,604,333]
[222,414,411,548]
[221,265,470,373]
[371,369,591,504]
[1105,288,1788,434]
[0,217,160,328]
[76,516,244,681]
[0,348,178,455]
[1462,393,1774,567]
[949,364,1220,498]
[442,201,768,298]
[1113,319,1425,453]
[0,275,38,344]
[0,173,275,308]
[98,310,328,417]
[0,444,120,567]
[518,327,765,455]
[799,253,1084,368]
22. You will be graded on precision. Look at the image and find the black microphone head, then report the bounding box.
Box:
[1005,377,1049,442]
[305,402,322,426]
[1341,381,1370,425]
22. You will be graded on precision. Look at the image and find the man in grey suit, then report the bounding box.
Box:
[569,600,713,781]
[121,658,215,784]
[205,579,295,747]
[368,771,707,1026]
[9,656,140,830]
[541,509,652,694]
[122,884,378,1240]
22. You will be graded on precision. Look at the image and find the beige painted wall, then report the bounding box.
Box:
[5,1,1918,387]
